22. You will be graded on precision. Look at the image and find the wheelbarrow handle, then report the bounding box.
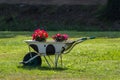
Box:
[88,36,96,39]
[63,36,95,54]
[75,36,95,42]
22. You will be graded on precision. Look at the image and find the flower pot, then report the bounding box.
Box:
[35,37,46,42]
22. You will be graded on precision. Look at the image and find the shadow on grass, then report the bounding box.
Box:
[0,31,120,39]
[0,31,31,38]
[0,31,80,38]
[18,66,68,71]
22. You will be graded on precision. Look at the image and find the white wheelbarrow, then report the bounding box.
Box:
[20,37,95,68]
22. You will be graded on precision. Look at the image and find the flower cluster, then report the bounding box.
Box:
[32,29,48,41]
[52,33,68,42]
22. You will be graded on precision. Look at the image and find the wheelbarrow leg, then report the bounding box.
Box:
[60,54,63,67]
[43,56,51,67]
[48,56,54,66]
[55,53,60,68]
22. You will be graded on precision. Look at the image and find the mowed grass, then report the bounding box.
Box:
[0,31,120,80]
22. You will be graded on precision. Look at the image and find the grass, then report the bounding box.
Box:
[0,31,120,80]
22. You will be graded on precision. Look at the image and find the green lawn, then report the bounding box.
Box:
[0,31,120,80]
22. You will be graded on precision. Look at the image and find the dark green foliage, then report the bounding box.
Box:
[106,0,120,21]
[0,4,119,31]
[99,0,120,21]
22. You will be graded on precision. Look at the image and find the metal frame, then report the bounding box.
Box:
[23,45,63,68]
[21,37,95,68]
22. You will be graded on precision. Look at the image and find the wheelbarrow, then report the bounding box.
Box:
[20,37,95,68]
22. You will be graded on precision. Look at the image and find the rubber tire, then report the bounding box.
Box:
[23,52,42,67]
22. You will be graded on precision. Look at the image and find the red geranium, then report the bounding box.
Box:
[52,33,68,42]
[32,29,48,41]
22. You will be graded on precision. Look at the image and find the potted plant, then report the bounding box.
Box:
[52,33,68,42]
[32,29,48,42]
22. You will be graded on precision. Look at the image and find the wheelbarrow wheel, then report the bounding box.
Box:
[23,52,42,67]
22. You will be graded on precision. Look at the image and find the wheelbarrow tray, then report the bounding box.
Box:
[24,40,73,55]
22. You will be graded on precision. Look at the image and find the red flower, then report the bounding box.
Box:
[43,32,48,38]
[32,29,48,41]
[34,29,41,34]
[62,34,68,40]
[56,33,61,37]
[52,33,68,42]
[32,33,37,40]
